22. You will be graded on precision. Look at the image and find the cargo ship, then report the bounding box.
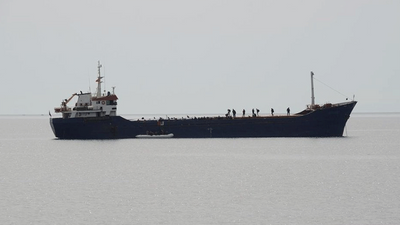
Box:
[50,62,357,139]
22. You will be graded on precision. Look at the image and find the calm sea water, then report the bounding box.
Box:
[1,114,400,224]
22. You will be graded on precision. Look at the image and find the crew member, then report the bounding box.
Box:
[226,109,231,117]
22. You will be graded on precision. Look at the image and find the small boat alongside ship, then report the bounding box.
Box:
[135,133,174,138]
[50,62,357,139]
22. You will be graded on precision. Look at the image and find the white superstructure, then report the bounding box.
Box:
[54,61,118,119]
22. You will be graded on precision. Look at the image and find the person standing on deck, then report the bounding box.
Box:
[271,108,274,116]
[242,109,245,117]
[287,107,290,116]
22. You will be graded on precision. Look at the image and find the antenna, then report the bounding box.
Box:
[96,61,103,98]
[103,64,106,94]
[88,76,91,93]
[311,71,315,107]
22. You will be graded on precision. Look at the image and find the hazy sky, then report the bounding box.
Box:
[1,0,399,115]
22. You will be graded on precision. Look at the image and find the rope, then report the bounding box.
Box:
[313,76,349,99]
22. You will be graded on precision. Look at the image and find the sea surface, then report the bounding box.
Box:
[1,113,400,225]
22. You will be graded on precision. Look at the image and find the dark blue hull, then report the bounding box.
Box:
[50,101,357,139]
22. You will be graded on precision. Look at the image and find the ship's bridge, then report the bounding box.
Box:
[92,93,118,107]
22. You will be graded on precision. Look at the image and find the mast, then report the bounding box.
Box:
[96,61,103,98]
[311,71,315,107]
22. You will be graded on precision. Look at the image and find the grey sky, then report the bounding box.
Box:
[1,0,399,115]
